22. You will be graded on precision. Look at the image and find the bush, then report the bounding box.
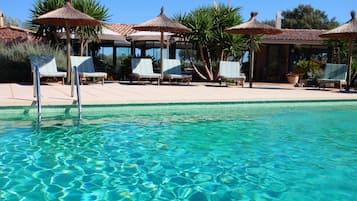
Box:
[119,55,132,80]
[293,60,321,79]
[0,42,66,83]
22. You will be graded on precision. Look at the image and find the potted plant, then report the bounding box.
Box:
[286,72,299,84]
[287,60,321,85]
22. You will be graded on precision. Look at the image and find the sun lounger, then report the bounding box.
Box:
[29,55,67,97]
[130,58,161,85]
[29,55,67,84]
[218,61,246,87]
[163,59,192,84]
[70,56,107,85]
[318,63,347,89]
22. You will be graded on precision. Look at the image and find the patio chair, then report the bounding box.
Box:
[70,56,107,85]
[130,58,161,85]
[318,63,347,89]
[163,59,192,84]
[29,55,67,84]
[218,61,246,87]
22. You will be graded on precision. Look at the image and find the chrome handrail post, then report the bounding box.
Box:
[71,66,75,97]
[74,66,82,114]
[35,64,42,118]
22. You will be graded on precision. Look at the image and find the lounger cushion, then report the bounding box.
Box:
[29,55,67,78]
[219,61,245,80]
[163,59,192,81]
[163,59,183,74]
[40,72,67,78]
[79,72,107,78]
[132,73,161,79]
[318,64,347,88]
[164,74,192,79]
[131,58,161,78]
[70,56,107,79]
[319,64,347,80]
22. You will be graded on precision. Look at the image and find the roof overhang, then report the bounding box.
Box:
[262,39,325,46]
[261,29,326,46]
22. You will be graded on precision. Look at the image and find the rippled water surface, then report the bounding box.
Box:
[0,101,356,200]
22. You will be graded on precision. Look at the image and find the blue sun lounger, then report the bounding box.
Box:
[130,58,161,85]
[318,63,347,89]
[29,55,67,96]
[29,55,67,85]
[162,59,192,84]
[218,61,246,87]
[70,56,107,85]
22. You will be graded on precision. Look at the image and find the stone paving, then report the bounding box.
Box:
[0,82,357,107]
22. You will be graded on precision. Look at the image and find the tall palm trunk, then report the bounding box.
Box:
[199,45,214,80]
[80,38,89,56]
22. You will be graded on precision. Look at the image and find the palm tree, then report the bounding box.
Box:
[72,0,109,56]
[31,0,109,55]
[31,0,65,45]
[176,3,246,81]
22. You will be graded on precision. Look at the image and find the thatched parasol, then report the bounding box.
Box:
[225,12,282,88]
[58,26,127,41]
[127,31,174,41]
[320,11,357,91]
[133,7,191,76]
[33,0,101,85]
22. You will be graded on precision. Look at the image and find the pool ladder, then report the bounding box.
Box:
[73,66,82,115]
[34,65,82,120]
[35,65,42,119]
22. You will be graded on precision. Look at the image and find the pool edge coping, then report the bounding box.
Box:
[1,98,357,110]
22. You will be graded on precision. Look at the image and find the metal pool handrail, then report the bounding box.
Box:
[33,65,82,120]
[35,64,42,119]
[74,66,82,115]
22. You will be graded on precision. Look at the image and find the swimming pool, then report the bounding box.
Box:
[0,101,356,200]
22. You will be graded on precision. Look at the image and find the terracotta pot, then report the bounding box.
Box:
[287,74,299,84]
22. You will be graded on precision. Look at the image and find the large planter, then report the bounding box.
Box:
[287,74,299,84]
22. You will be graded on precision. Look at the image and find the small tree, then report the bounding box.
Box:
[31,0,65,45]
[72,0,109,56]
[281,4,339,29]
[176,4,247,81]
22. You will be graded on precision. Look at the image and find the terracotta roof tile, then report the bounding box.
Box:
[262,29,326,45]
[1,24,326,46]
[106,25,327,46]
[106,24,138,36]
[0,26,35,43]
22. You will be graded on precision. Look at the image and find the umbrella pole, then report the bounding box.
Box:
[346,38,353,91]
[249,35,255,88]
[66,26,75,97]
[160,31,164,78]
[66,26,71,85]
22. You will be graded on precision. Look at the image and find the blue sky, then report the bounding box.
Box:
[1,0,356,24]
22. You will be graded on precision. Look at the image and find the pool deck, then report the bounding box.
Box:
[1,81,357,107]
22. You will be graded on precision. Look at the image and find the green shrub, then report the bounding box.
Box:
[0,42,66,83]
[119,55,132,79]
[293,60,321,79]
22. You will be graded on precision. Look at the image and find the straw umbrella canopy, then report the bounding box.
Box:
[225,12,282,88]
[127,31,174,41]
[133,7,191,76]
[320,11,357,91]
[32,0,101,84]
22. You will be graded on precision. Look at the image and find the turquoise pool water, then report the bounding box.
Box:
[0,101,356,200]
